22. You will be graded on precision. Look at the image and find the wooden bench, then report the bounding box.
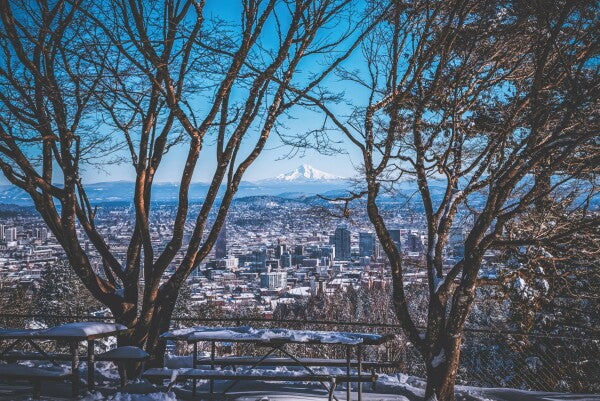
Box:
[0,363,71,399]
[1,346,149,389]
[190,356,392,391]
[143,367,377,401]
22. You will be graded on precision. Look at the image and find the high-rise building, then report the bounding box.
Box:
[280,251,292,268]
[294,245,304,255]
[275,239,286,259]
[260,271,288,290]
[334,225,351,260]
[4,227,17,242]
[215,222,227,259]
[35,227,48,241]
[253,249,267,266]
[449,226,465,257]
[389,229,401,251]
[407,231,424,253]
[0,224,4,241]
[319,245,335,260]
[359,232,375,257]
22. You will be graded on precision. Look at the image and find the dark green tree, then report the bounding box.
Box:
[35,261,101,327]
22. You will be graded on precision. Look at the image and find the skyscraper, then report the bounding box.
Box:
[407,231,424,253]
[389,229,401,251]
[4,227,17,242]
[275,239,286,259]
[334,225,351,260]
[215,222,227,259]
[359,232,375,257]
[294,245,304,255]
[280,251,292,268]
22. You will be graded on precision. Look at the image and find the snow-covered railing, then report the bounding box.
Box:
[0,313,597,339]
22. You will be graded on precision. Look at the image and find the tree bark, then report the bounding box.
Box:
[113,287,180,376]
[424,334,462,401]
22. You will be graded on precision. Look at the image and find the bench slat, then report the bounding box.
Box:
[142,368,376,383]
[0,364,71,380]
[0,352,75,361]
[194,356,395,369]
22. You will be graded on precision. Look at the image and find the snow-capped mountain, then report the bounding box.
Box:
[0,164,351,205]
[274,164,342,181]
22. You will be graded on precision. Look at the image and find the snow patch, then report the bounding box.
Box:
[434,274,446,293]
[168,326,382,345]
[431,349,446,368]
[98,346,149,360]
[41,322,127,337]
[514,277,527,292]
[81,391,178,401]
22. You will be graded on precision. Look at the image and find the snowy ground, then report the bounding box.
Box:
[1,371,599,401]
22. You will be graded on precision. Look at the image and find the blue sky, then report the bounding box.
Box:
[0,0,368,185]
[140,0,367,183]
[81,131,362,183]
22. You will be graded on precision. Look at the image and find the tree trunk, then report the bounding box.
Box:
[112,287,180,377]
[144,300,178,368]
[424,338,461,401]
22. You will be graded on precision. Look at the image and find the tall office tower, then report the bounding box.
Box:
[389,229,402,251]
[275,239,286,259]
[280,252,292,268]
[294,245,304,256]
[374,242,381,259]
[0,224,4,240]
[215,222,227,259]
[253,248,267,263]
[358,232,375,257]
[334,225,351,261]
[449,226,465,257]
[407,231,424,253]
[4,227,17,242]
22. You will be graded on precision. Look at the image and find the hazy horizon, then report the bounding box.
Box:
[0,159,356,186]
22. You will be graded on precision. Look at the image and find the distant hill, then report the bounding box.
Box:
[0,176,352,207]
[0,164,511,208]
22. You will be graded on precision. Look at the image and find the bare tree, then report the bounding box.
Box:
[287,0,599,399]
[0,0,380,362]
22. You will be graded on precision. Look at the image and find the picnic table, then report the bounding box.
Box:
[153,326,394,401]
[0,322,128,397]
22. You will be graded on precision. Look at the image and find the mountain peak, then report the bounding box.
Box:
[275,164,341,181]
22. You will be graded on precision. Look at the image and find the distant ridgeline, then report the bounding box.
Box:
[1,174,597,210]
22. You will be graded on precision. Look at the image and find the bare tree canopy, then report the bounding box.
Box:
[0,0,382,362]
[286,0,599,399]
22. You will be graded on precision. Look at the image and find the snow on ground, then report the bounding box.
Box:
[0,363,70,377]
[2,355,600,400]
[81,391,178,401]
[2,371,599,400]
